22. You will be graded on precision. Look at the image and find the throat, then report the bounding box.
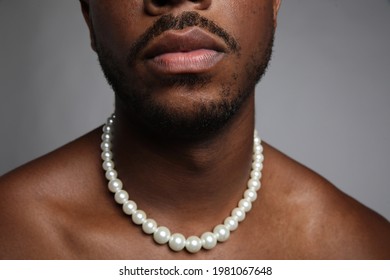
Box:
[111,121,254,214]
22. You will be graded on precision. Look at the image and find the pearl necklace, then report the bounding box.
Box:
[101,114,264,253]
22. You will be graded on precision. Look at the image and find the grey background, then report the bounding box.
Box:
[1,0,389,220]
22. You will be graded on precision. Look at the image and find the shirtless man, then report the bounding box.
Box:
[0,0,389,259]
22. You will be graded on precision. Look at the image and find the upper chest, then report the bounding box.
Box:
[42,205,310,260]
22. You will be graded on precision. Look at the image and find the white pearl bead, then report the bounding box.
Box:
[153,227,171,244]
[253,154,264,162]
[105,169,118,181]
[224,216,239,231]
[114,190,129,204]
[231,207,246,222]
[244,189,257,202]
[101,132,112,141]
[247,178,260,191]
[122,200,137,215]
[169,233,186,252]
[101,151,113,161]
[132,210,147,225]
[186,236,202,253]
[201,232,217,250]
[107,117,115,125]
[142,219,157,234]
[100,140,112,151]
[252,161,263,171]
[108,178,123,193]
[102,160,115,171]
[213,224,230,242]
[254,137,261,145]
[250,170,261,180]
[103,125,112,133]
[254,144,263,154]
[239,198,252,212]
[255,153,264,161]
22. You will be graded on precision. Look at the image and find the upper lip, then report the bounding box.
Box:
[143,28,227,59]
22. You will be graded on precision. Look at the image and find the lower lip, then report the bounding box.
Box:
[147,49,224,74]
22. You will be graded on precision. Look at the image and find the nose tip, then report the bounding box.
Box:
[144,0,212,16]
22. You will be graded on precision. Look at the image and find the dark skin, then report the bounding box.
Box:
[0,0,389,259]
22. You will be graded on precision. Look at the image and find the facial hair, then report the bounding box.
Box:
[95,11,274,140]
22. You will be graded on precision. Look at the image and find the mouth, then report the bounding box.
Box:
[143,28,227,75]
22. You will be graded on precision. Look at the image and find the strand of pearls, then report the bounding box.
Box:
[101,114,264,253]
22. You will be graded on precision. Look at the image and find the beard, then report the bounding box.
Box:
[95,12,274,140]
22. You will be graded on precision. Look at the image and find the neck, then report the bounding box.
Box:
[111,95,256,235]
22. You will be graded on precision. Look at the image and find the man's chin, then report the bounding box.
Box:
[116,92,243,141]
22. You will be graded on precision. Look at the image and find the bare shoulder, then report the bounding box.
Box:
[0,128,104,259]
[262,143,390,259]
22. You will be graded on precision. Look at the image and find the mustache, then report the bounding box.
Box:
[127,11,240,64]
